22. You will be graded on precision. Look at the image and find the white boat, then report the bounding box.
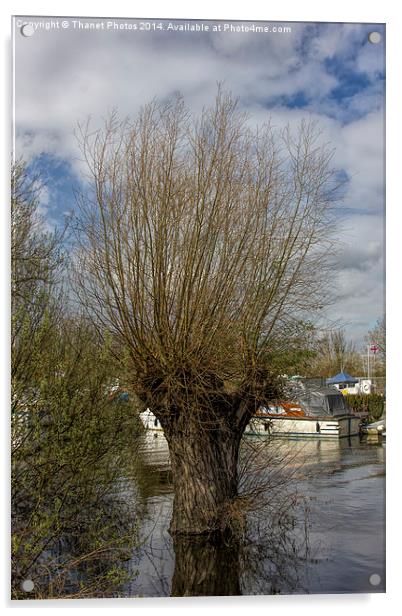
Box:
[245,385,361,439]
[361,417,386,436]
[139,408,164,431]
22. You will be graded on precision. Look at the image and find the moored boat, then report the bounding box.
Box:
[360,417,386,436]
[245,384,361,439]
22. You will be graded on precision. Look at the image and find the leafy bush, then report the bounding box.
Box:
[11,161,144,599]
[344,393,385,422]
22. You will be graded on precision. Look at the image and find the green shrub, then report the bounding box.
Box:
[344,393,385,422]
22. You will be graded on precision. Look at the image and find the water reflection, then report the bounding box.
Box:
[125,433,385,596]
[171,533,241,596]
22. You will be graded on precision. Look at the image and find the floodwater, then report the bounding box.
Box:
[124,432,385,596]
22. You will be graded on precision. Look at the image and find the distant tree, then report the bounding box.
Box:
[367,315,386,361]
[365,315,386,380]
[307,329,362,377]
[261,320,318,377]
[74,89,341,538]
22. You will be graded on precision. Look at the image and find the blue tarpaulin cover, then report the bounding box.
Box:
[326,371,358,384]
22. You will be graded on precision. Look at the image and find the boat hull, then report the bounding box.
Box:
[245,414,361,438]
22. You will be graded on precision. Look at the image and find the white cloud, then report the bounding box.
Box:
[310,23,363,61]
[336,110,385,214]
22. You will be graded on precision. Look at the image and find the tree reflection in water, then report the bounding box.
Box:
[171,532,241,596]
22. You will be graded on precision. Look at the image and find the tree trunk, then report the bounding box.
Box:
[165,419,242,537]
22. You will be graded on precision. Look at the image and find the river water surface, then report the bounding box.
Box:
[124,433,385,596]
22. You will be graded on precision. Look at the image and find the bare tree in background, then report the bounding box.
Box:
[307,329,362,377]
[74,89,340,538]
[367,315,386,361]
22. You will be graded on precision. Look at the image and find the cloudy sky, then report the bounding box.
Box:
[13,17,385,346]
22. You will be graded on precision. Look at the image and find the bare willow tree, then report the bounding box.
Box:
[74,89,339,538]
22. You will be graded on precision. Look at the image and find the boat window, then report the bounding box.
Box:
[327,395,346,413]
[154,418,158,427]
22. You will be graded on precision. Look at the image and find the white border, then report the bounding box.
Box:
[2,1,401,613]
